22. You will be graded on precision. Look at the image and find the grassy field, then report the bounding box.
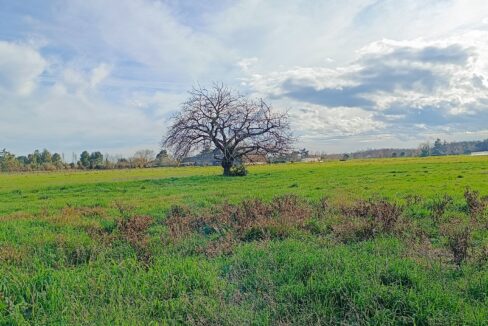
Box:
[1,156,487,324]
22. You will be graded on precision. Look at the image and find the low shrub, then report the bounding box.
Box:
[440,219,472,266]
[405,194,423,206]
[197,232,236,257]
[430,194,452,223]
[167,204,190,219]
[332,217,375,243]
[331,199,405,243]
[472,243,488,267]
[117,215,154,261]
[316,196,329,215]
[0,245,27,264]
[113,201,136,219]
[165,195,312,254]
[229,164,247,176]
[340,199,403,233]
[118,215,153,246]
[372,200,403,233]
[464,187,486,218]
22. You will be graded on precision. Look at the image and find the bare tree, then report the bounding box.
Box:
[163,84,293,175]
[132,149,155,168]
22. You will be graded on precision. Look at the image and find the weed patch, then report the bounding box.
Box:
[117,215,154,262]
[440,219,472,266]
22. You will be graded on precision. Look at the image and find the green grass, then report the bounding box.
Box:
[1,156,487,324]
[1,156,487,217]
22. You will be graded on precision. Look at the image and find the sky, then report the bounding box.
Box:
[1,0,488,156]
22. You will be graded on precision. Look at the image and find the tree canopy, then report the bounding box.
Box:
[163,84,293,175]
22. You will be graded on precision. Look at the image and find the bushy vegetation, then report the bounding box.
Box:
[3,137,487,173]
[0,148,177,172]
[326,138,488,160]
[1,156,487,324]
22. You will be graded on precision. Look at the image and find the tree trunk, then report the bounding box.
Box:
[222,159,233,176]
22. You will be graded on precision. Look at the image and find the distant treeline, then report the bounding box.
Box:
[1,138,487,172]
[321,138,488,161]
[0,149,177,172]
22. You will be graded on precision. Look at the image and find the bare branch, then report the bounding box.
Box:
[162,83,294,175]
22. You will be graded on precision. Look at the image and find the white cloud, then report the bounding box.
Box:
[90,64,111,88]
[59,63,112,94]
[242,29,488,148]
[47,0,236,82]
[0,44,161,155]
[292,105,385,137]
[0,85,163,155]
[237,57,259,73]
[2,0,488,154]
[0,41,47,95]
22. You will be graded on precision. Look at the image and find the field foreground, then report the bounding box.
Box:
[1,156,487,324]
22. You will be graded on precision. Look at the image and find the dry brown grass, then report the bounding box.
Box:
[333,199,404,242]
[0,211,32,222]
[464,187,486,219]
[431,194,452,223]
[113,201,136,218]
[402,238,453,268]
[0,245,27,264]
[404,194,423,206]
[165,195,312,256]
[332,217,376,243]
[340,200,403,232]
[49,206,108,228]
[117,215,154,262]
[163,192,487,268]
[440,219,472,266]
[167,196,407,249]
[197,232,237,257]
[472,243,488,267]
[166,195,312,242]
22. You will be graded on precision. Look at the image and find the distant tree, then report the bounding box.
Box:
[431,138,445,156]
[16,156,29,165]
[475,139,488,152]
[419,143,430,157]
[116,158,131,169]
[340,153,350,161]
[0,149,19,172]
[51,153,63,169]
[156,149,169,161]
[163,84,293,175]
[155,149,177,166]
[41,149,52,163]
[132,149,155,168]
[103,153,115,169]
[28,150,41,166]
[288,150,301,162]
[400,152,406,157]
[391,152,397,158]
[52,153,62,164]
[299,148,309,159]
[89,152,104,169]
[79,151,90,168]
